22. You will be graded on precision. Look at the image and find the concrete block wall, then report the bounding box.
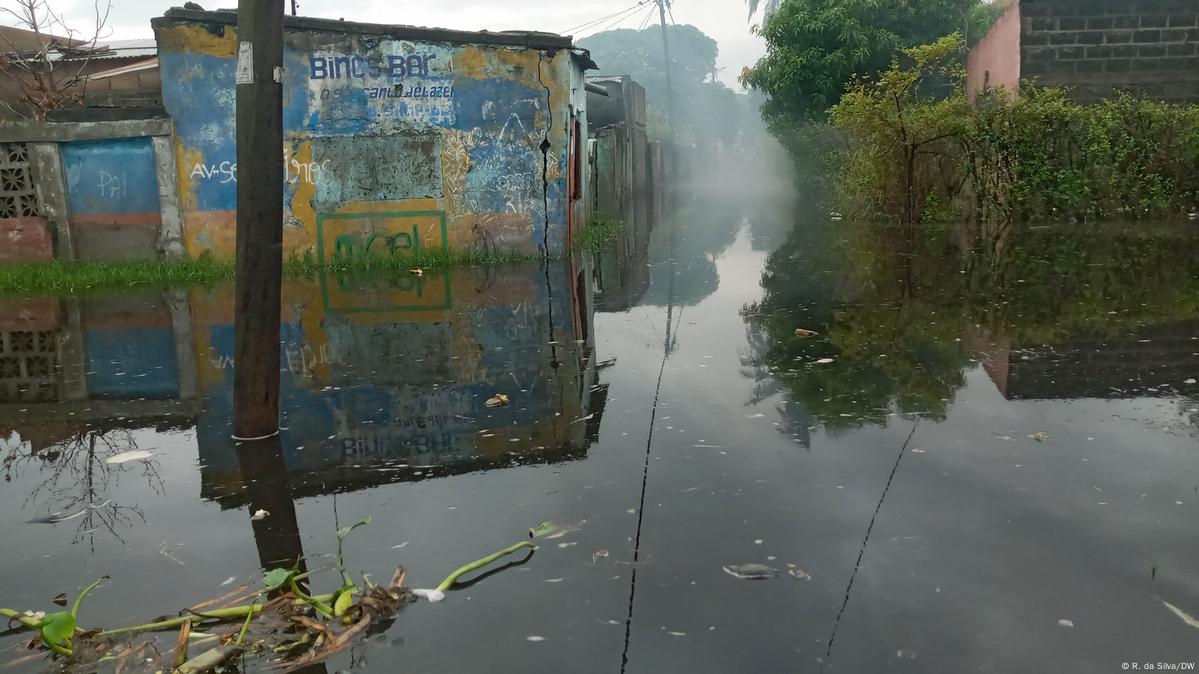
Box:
[1019,0,1199,103]
[0,118,185,262]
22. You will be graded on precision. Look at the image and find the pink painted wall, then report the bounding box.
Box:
[966,1,1022,105]
[0,217,53,264]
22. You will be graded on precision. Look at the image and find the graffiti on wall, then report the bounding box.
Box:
[307,45,455,127]
[157,22,577,258]
[188,158,333,185]
[317,210,452,315]
[62,138,161,217]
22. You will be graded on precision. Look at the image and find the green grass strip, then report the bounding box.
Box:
[0,219,626,296]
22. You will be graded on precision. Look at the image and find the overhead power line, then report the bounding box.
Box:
[561,2,647,35]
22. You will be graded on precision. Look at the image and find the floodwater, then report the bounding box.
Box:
[3,173,1199,673]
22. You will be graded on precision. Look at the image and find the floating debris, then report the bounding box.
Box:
[526,635,546,642]
[409,268,424,276]
[794,328,819,338]
[1057,619,1074,628]
[722,564,778,580]
[787,568,813,581]
[105,450,155,465]
[412,588,446,603]
[814,358,835,365]
[486,394,511,408]
[1162,599,1199,630]
[27,500,113,524]
[250,509,271,522]
[1030,432,1050,442]
[530,518,588,540]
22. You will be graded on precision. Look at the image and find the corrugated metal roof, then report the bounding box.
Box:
[88,57,159,80]
[78,39,158,61]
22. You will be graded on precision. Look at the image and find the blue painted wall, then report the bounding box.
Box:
[61,137,160,217]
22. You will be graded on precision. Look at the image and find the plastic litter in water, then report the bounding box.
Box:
[413,589,446,603]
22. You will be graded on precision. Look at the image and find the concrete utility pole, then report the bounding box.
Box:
[232,0,285,441]
[656,0,677,140]
[655,0,677,356]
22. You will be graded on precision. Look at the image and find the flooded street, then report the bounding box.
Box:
[4,177,1199,673]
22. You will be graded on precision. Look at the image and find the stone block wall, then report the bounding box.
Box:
[1019,0,1199,103]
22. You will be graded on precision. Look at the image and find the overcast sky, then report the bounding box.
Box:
[15,0,766,87]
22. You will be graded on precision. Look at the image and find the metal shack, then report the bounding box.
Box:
[152,8,596,261]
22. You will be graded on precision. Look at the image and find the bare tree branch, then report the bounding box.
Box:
[0,0,113,120]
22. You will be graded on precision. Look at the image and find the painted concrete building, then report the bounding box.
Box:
[153,8,597,261]
[967,0,1199,104]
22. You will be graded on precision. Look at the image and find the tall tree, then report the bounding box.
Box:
[742,0,997,120]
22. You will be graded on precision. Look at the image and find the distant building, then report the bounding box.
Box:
[967,0,1199,104]
[0,27,160,117]
[585,75,653,311]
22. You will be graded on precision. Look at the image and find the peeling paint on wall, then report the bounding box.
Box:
[155,15,589,260]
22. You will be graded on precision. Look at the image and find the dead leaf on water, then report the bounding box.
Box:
[486,394,511,408]
[794,328,819,338]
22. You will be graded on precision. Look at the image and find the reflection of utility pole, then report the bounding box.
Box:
[236,436,306,571]
[233,0,285,441]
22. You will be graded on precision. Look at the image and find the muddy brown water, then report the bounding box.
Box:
[3,185,1199,673]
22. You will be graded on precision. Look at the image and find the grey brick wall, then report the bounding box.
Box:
[1019,0,1199,103]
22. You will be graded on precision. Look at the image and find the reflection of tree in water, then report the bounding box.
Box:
[744,217,1199,431]
[1,428,164,550]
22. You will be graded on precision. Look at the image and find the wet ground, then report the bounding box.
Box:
[3,180,1199,673]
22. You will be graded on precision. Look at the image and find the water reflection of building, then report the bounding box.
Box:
[0,260,604,512]
[0,292,199,449]
[969,320,1199,400]
[194,263,604,506]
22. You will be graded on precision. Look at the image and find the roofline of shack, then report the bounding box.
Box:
[153,8,580,53]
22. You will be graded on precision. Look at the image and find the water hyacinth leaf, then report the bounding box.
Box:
[263,568,294,591]
[336,517,371,585]
[337,517,371,541]
[333,589,354,617]
[71,576,107,618]
[40,612,76,653]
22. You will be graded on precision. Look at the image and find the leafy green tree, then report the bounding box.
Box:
[742,0,992,120]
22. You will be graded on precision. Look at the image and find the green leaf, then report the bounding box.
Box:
[263,568,294,591]
[337,517,371,541]
[336,517,371,586]
[40,612,75,653]
[333,587,355,617]
[70,576,108,619]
